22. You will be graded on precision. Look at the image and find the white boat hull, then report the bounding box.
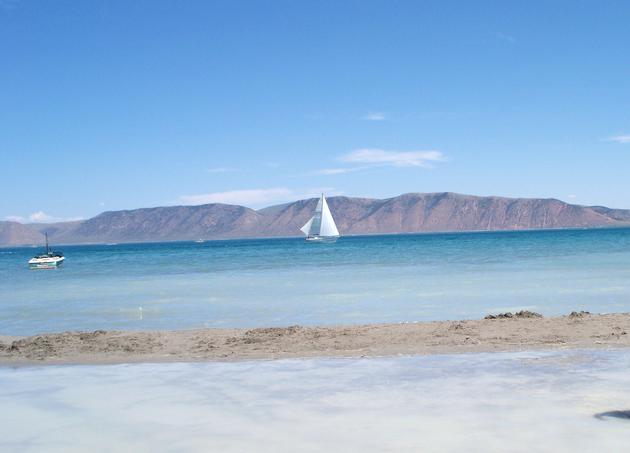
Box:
[305,235,339,243]
[28,256,65,269]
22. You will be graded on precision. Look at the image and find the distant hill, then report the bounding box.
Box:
[53,204,262,244]
[589,206,630,222]
[0,221,44,246]
[2,192,629,246]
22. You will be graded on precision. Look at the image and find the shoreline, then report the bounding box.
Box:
[2,312,630,366]
[3,225,630,249]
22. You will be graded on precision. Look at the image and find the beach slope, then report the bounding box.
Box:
[1,312,630,365]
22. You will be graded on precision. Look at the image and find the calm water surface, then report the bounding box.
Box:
[2,349,630,451]
[1,228,629,335]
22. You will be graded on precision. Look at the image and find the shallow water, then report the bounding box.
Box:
[1,228,630,335]
[1,349,630,452]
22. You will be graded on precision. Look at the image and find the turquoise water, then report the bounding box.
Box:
[2,349,630,451]
[1,228,630,335]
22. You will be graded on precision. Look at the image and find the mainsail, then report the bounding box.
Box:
[300,194,339,239]
[319,195,339,237]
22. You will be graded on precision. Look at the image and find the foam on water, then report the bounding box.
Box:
[1,228,630,335]
[1,349,630,452]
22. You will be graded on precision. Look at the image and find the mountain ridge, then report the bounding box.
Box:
[2,192,629,246]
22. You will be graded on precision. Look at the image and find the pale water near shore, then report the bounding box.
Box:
[2,349,630,452]
[1,228,630,335]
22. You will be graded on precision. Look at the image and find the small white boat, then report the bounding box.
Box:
[300,194,340,242]
[28,233,64,269]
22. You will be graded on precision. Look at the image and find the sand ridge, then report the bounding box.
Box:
[1,312,630,365]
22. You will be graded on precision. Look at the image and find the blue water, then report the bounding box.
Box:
[1,228,630,335]
[3,349,630,451]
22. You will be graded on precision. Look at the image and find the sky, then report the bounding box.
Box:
[1,0,629,222]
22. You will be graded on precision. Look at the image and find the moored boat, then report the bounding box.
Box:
[28,233,64,269]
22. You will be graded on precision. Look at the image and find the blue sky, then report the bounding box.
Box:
[1,0,629,222]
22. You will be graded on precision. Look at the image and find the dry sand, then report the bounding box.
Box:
[2,311,630,365]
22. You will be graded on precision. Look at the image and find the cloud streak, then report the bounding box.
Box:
[338,148,445,167]
[4,211,83,224]
[179,187,341,208]
[29,211,56,222]
[362,112,386,121]
[315,149,446,176]
[494,31,516,44]
[314,167,365,175]
[606,135,630,144]
[207,167,238,173]
[180,188,292,206]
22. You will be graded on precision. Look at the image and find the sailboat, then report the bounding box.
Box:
[28,232,64,269]
[300,194,340,242]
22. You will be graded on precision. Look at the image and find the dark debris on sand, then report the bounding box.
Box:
[484,310,543,320]
[569,311,591,318]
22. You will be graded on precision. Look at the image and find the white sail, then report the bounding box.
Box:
[300,217,314,236]
[300,194,340,240]
[319,195,339,237]
[309,197,323,234]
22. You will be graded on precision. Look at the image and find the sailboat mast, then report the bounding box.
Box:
[45,232,49,254]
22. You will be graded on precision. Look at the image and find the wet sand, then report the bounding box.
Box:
[1,311,630,365]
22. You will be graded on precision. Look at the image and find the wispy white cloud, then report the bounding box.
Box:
[180,188,292,206]
[314,149,447,176]
[314,167,364,175]
[338,148,445,167]
[4,211,83,224]
[297,187,342,199]
[29,211,56,223]
[606,135,630,144]
[494,31,516,44]
[179,187,341,208]
[207,167,238,173]
[362,112,387,121]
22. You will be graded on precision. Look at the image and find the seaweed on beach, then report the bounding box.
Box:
[569,311,591,318]
[484,310,543,320]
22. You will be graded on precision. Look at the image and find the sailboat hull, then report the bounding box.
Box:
[28,256,65,269]
[305,236,339,243]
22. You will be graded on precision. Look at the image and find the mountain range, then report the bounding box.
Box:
[2,192,629,247]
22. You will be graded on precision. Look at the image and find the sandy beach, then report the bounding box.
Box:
[2,311,630,365]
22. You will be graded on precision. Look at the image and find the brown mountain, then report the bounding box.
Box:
[53,204,265,244]
[2,193,629,246]
[0,221,44,246]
